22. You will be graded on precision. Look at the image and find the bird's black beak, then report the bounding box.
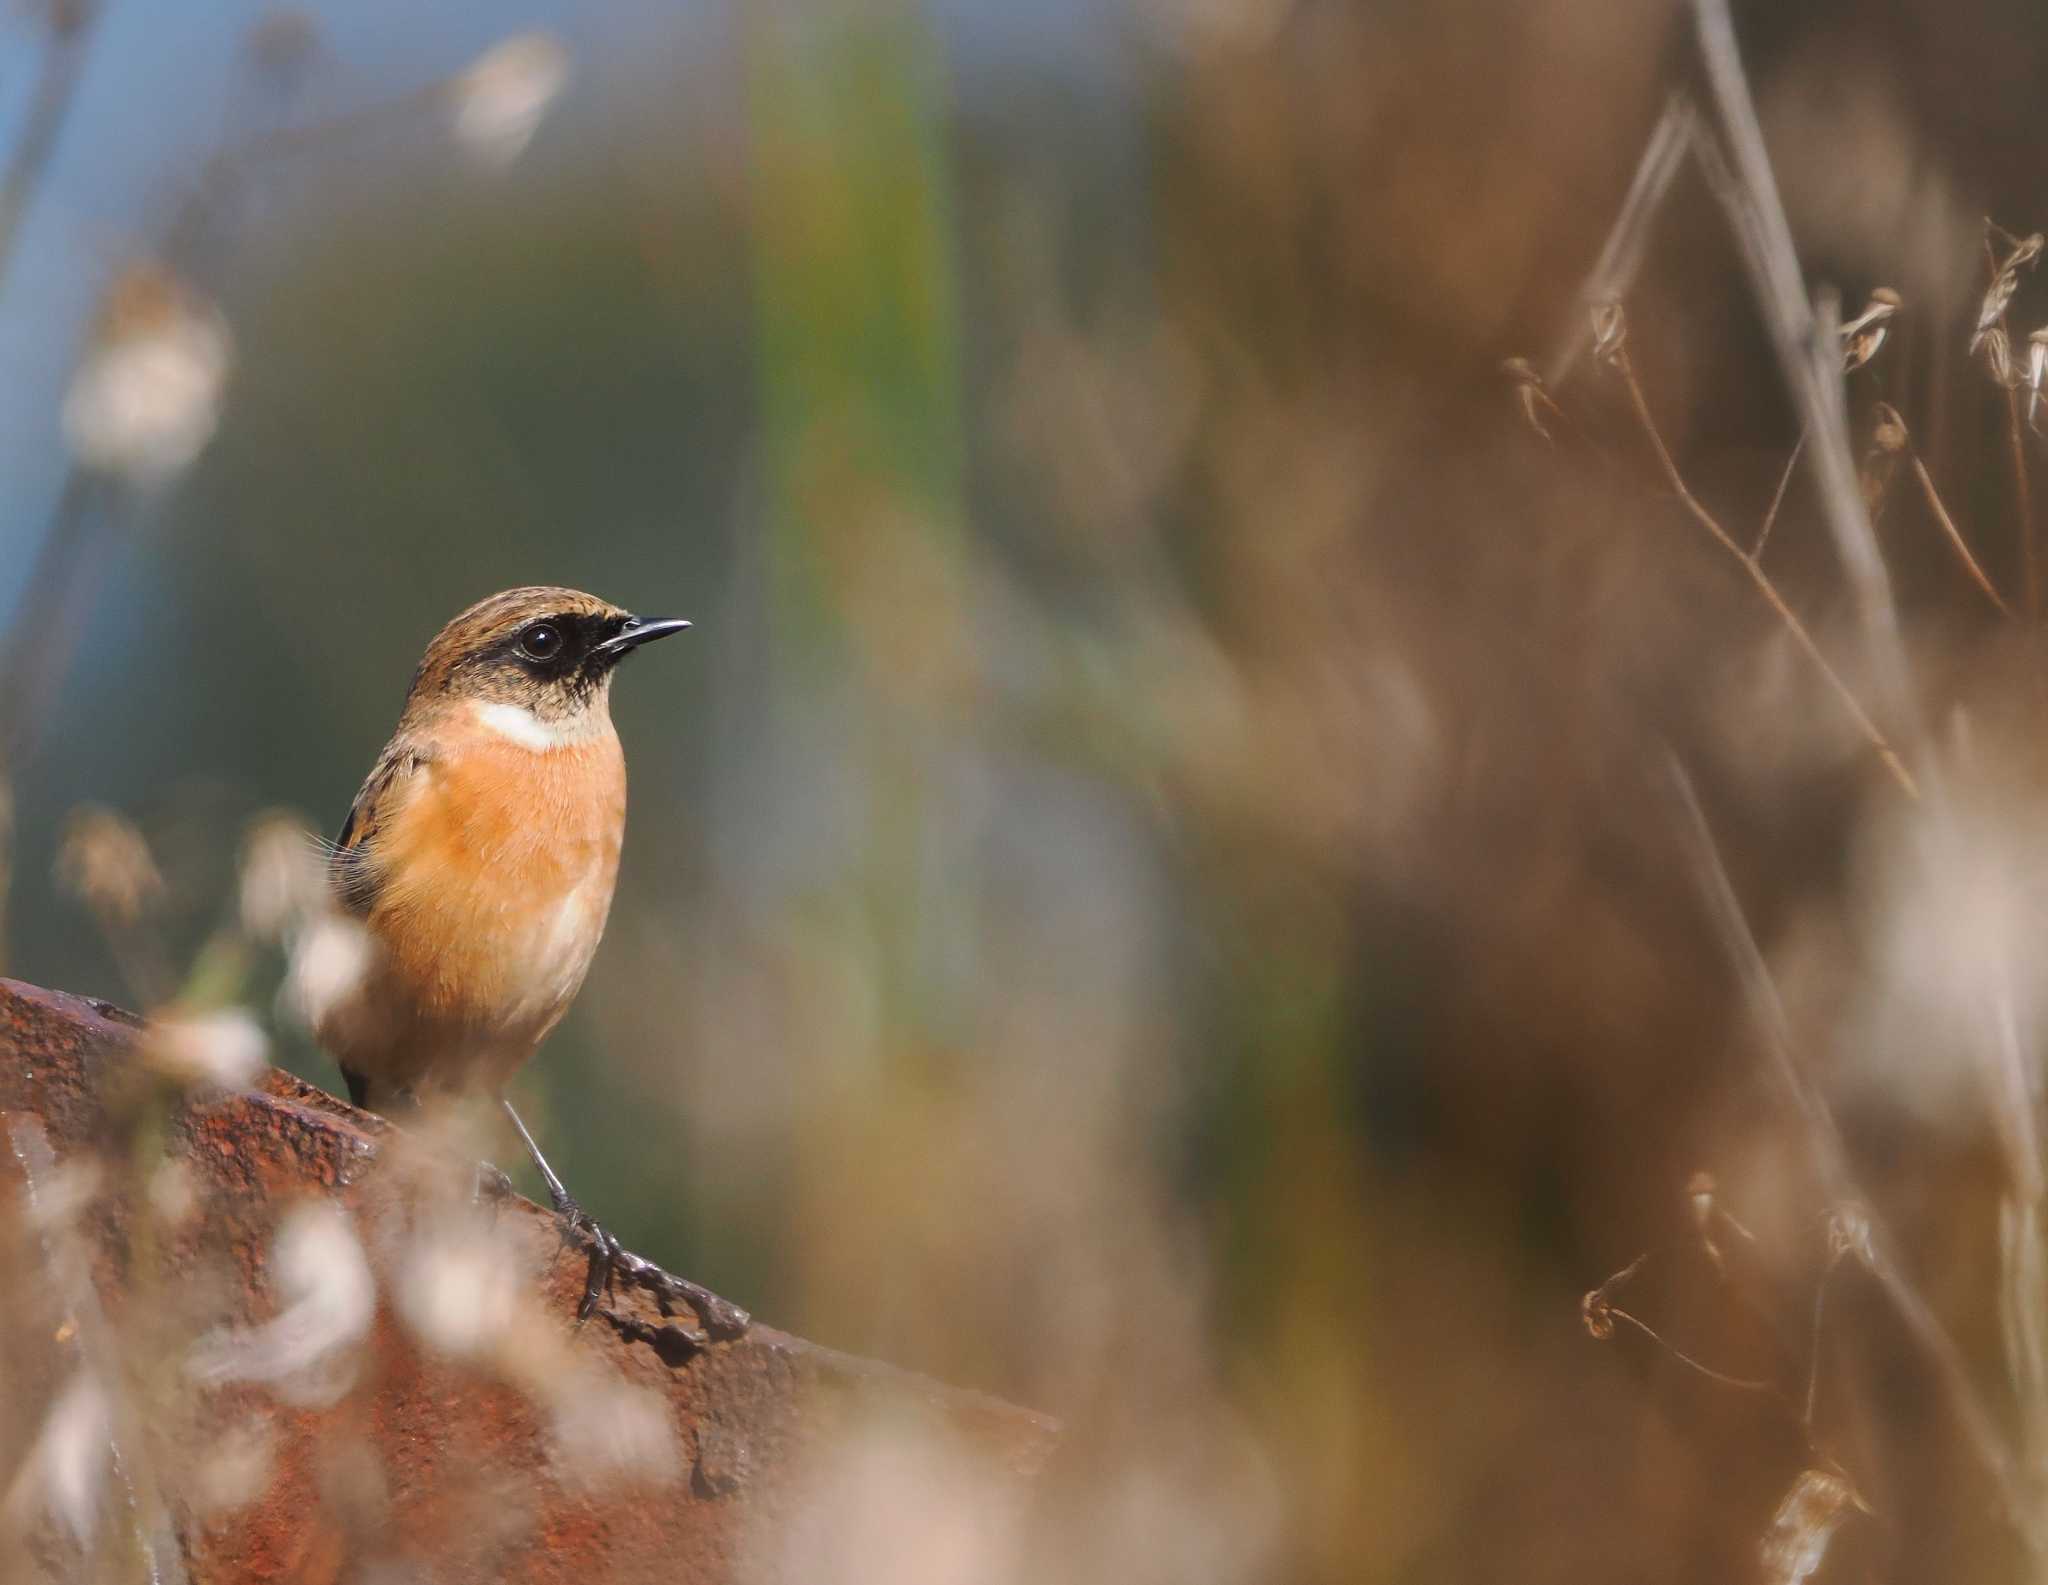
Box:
[596,615,692,658]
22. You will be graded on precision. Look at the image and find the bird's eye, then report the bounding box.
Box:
[518,622,564,662]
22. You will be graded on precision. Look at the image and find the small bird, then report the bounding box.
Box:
[315,585,689,1312]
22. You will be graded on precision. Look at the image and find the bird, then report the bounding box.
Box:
[313,585,690,1315]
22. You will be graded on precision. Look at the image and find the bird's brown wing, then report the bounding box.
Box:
[331,740,431,918]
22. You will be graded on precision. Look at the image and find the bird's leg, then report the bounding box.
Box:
[501,1098,619,1320]
[497,1098,751,1341]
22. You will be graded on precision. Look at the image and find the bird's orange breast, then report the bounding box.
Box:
[365,712,626,1066]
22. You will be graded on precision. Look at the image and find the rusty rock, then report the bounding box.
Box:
[0,978,1058,1582]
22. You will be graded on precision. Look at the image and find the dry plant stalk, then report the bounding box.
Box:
[1747,290,1897,563]
[1689,0,1910,709]
[1867,402,2013,617]
[1592,302,1918,799]
[1567,9,2048,1564]
[1751,432,1804,561]
[1542,93,1699,387]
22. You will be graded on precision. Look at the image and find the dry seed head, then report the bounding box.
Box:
[1870,402,1908,454]
[1971,231,2042,354]
[1685,1171,1725,1272]
[148,1158,199,1226]
[449,33,570,167]
[1840,289,1900,373]
[19,1157,101,1234]
[1977,274,2015,334]
[61,260,231,483]
[190,1423,275,1518]
[1971,276,2017,354]
[1842,324,1888,373]
[1986,219,2044,274]
[56,805,161,927]
[1501,357,1553,442]
[244,8,321,78]
[279,911,373,1030]
[548,1379,681,1491]
[1580,1251,1645,1343]
[237,811,324,941]
[1758,1469,1864,1585]
[396,1222,521,1360]
[2027,328,2048,431]
[1590,300,1627,366]
[186,1203,374,1406]
[1685,1170,1715,1228]
[1983,323,2016,387]
[142,1006,268,1090]
[1840,287,1901,338]
[1826,1202,1876,1268]
[12,1372,111,1546]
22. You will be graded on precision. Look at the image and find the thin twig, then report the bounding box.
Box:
[1544,94,1698,389]
[1609,1306,1774,1392]
[1909,453,2012,616]
[1752,430,1805,561]
[1614,349,1917,798]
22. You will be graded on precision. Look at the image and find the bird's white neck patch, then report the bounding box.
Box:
[471,699,592,751]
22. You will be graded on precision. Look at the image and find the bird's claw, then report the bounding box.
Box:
[608,1244,751,1340]
[547,1205,749,1340]
[544,1197,621,1322]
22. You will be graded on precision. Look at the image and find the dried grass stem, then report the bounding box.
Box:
[1752,430,1804,561]
[1908,454,2012,617]
[1614,350,1918,799]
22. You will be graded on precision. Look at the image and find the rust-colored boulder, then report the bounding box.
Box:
[0,978,1056,1582]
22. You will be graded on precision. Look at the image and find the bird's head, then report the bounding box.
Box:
[404,585,690,746]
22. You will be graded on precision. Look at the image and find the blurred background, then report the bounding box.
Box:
[14,0,2048,1578]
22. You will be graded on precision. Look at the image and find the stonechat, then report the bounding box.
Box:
[315,585,689,1315]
